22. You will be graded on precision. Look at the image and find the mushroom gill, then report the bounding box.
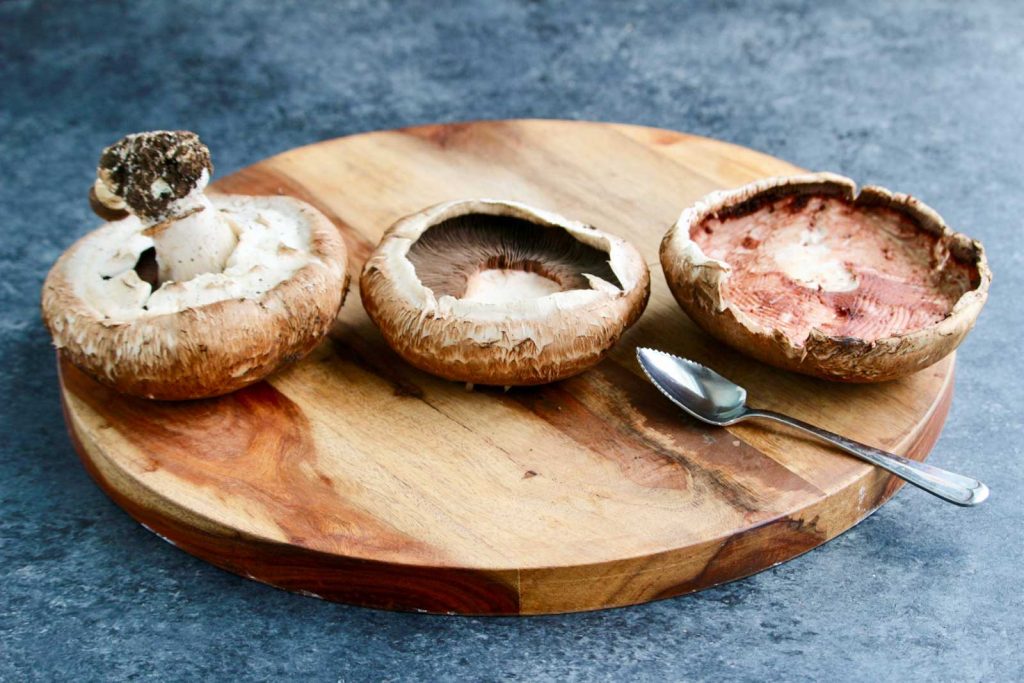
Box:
[406,213,622,302]
[360,199,651,386]
[690,192,978,345]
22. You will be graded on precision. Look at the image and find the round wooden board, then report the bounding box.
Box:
[59,120,955,615]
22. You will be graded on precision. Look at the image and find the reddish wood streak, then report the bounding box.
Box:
[651,131,685,146]
[61,358,437,561]
[70,422,518,614]
[652,515,827,601]
[400,121,478,148]
[62,357,520,614]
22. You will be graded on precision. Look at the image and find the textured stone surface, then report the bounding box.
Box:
[2,1,1022,680]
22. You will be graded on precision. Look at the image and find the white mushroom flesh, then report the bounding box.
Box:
[144,170,239,283]
[71,196,317,323]
[461,269,563,303]
[772,228,859,292]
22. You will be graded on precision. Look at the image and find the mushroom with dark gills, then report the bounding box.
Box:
[42,131,349,400]
[360,199,651,386]
[659,173,991,383]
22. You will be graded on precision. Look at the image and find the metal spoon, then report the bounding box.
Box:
[636,347,988,506]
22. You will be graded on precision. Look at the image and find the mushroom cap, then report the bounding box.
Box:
[360,199,651,385]
[42,194,349,400]
[660,173,991,383]
[96,131,213,222]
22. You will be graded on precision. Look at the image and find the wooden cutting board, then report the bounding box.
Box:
[59,120,954,615]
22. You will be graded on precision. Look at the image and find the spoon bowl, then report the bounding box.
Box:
[637,348,748,425]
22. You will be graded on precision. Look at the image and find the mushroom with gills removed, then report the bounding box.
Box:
[42,131,349,400]
[360,199,651,386]
[660,173,991,383]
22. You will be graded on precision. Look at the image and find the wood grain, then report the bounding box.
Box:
[58,119,956,615]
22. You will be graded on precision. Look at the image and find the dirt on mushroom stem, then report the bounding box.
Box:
[96,130,213,222]
[93,131,237,284]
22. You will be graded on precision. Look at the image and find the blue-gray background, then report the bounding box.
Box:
[2,1,1022,680]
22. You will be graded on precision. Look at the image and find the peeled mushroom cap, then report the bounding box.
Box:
[42,195,349,400]
[360,199,651,385]
[659,173,991,382]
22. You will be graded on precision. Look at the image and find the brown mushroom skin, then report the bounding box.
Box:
[361,275,650,386]
[360,200,651,386]
[42,197,349,400]
[660,174,991,383]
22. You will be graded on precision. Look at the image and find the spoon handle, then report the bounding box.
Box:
[747,409,989,506]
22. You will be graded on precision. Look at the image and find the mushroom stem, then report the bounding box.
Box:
[148,194,238,283]
[93,131,239,285]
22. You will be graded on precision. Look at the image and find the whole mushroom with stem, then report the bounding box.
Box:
[43,131,349,400]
